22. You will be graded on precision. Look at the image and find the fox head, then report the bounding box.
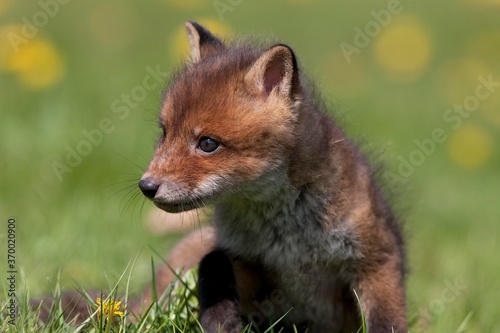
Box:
[139,22,308,213]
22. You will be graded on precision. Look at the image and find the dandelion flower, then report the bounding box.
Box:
[6,38,65,89]
[95,297,124,319]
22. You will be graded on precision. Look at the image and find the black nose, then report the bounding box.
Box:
[138,178,159,199]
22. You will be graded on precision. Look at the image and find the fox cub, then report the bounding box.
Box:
[138,22,407,333]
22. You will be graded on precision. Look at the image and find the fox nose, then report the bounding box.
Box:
[138,178,160,199]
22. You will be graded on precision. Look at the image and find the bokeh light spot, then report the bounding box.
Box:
[448,124,493,170]
[169,18,232,61]
[373,15,432,82]
[6,38,65,89]
[434,57,491,105]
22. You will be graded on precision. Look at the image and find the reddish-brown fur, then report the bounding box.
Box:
[33,21,407,333]
[136,22,407,332]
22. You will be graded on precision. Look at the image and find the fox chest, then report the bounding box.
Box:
[216,213,359,331]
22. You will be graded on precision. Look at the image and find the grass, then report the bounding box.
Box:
[1,265,306,333]
[1,265,204,332]
[1,0,500,332]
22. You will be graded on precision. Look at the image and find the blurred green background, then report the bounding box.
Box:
[1,0,499,331]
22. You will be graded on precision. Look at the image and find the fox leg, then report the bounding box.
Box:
[354,256,408,333]
[198,250,243,333]
[131,226,216,314]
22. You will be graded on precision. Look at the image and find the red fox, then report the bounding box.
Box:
[137,21,408,333]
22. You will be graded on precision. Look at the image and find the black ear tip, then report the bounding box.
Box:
[186,21,210,36]
[271,44,298,69]
[186,20,200,28]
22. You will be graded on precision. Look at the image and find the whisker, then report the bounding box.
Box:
[110,151,147,174]
[119,185,142,217]
[138,194,147,219]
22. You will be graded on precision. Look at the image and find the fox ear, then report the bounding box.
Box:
[185,21,225,63]
[245,44,299,99]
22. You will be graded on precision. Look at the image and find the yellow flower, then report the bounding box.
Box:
[448,124,493,170]
[95,297,124,319]
[6,38,65,89]
[373,15,432,83]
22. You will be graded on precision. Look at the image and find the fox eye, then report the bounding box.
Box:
[158,121,167,141]
[198,136,219,153]
[160,125,167,138]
